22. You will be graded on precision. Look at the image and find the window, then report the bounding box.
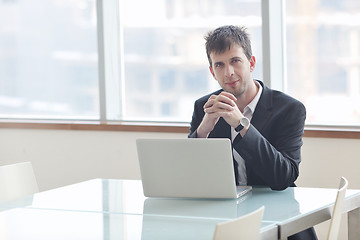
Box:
[0,0,99,119]
[107,0,263,122]
[285,0,360,126]
[0,0,262,123]
[1,0,359,129]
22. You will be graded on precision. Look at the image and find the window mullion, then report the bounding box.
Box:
[96,0,107,122]
[98,0,123,121]
[261,0,286,92]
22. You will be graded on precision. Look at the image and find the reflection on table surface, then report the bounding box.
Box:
[15,179,360,222]
[0,207,276,240]
[1,178,359,240]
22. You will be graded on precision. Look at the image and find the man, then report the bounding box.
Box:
[189,25,317,239]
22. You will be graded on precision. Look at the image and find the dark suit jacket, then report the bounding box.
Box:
[189,81,318,239]
[189,80,306,190]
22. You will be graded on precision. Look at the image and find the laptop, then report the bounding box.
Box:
[136,138,251,199]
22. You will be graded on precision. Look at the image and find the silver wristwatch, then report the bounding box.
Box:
[235,117,250,132]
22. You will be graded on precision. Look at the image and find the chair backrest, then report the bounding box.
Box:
[327,176,348,240]
[213,206,265,240]
[0,162,39,204]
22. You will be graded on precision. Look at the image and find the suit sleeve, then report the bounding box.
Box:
[188,99,205,138]
[234,102,306,190]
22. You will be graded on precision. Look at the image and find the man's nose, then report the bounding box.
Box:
[224,65,234,78]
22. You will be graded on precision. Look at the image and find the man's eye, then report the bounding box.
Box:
[215,63,223,68]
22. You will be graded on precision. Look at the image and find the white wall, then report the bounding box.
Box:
[0,128,186,191]
[1,128,359,239]
[299,137,360,240]
[1,128,359,191]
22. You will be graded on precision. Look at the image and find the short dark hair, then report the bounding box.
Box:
[205,25,252,67]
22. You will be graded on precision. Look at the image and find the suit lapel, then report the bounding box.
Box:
[251,81,273,132]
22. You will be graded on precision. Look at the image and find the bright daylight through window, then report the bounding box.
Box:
[115,0,262,122]
[0,0,99,120]
[0,0,262,123]
[285,0,360,127]
[0,0,359,128]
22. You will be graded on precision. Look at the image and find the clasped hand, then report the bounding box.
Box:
[197,92,244,138]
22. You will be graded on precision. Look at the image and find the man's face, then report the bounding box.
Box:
[209,44,255,98]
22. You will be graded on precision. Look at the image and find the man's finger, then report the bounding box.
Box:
[219,91,237,101]
[214,94,236,107]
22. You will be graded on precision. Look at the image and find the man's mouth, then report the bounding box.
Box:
[226,80,239,87]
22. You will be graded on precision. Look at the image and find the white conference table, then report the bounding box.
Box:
[0,207,275,240]
[0,179,360,239]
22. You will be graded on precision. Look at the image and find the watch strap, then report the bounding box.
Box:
[235,123,244,132]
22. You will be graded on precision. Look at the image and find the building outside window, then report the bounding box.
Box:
[116,0,262,122]
[0,0,359,128]
[0,0,99,119]
[285,0,360,126]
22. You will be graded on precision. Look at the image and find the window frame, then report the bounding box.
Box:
[0,120,359,139]
[0,0,359,138]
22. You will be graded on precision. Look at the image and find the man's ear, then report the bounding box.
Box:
[209,66,216,79]
[250,56,256,72]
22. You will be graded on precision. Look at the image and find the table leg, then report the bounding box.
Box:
[348,207,360,240]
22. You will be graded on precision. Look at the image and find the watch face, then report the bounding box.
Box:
[240,117,250,127]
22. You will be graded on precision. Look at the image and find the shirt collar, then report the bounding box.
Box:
[244,80,263,117]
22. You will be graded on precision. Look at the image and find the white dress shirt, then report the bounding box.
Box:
[230,81,263,185]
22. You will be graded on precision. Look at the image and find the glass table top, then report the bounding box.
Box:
[0,207,276,240]
[3,179,360,224]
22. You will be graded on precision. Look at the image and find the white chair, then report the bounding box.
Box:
[213,206,265,240]
[0,162,39,204]
[327,176,348,240]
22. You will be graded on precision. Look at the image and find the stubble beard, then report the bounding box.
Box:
[222,79,247,99]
